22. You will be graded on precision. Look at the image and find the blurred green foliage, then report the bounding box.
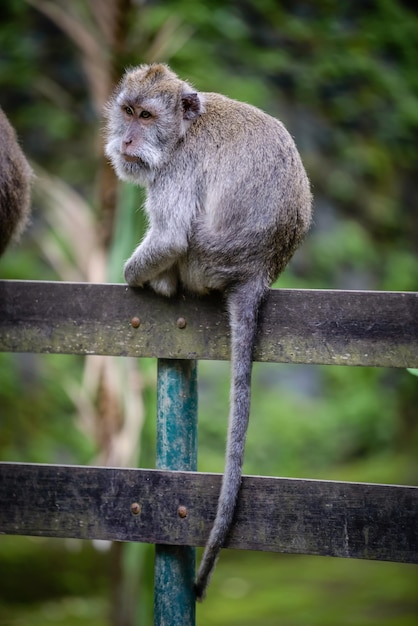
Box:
[0,0,417,625]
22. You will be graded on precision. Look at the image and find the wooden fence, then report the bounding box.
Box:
[0,280,417,625]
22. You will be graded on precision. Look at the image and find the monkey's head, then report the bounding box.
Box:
[104,63,205,185]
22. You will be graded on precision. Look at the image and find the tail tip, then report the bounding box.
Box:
[194,580,206,603]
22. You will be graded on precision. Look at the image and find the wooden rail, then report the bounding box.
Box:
[1,280,417,624]
[1,280,417,367]
[0,463,416,563]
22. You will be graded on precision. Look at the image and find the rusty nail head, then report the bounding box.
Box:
[178,505,188,518]
[131,502,141,515]
[131,317,141,328]
[177,317,187,329]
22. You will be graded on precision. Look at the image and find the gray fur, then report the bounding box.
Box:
[0,107,32,256]
[104,63,312,600]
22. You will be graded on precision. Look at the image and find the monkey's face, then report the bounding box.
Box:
[104,96,174,184]
[104,64,204,186]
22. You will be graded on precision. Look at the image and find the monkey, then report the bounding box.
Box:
[0,107,32,256]
[104,63,312,600]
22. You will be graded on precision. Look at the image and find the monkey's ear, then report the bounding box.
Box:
[182,92,204,121]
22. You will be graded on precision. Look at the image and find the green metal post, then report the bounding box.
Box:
[154,359,198,626]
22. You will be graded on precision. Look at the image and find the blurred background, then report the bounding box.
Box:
[0,1,417,625]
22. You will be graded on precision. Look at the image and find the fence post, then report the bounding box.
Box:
[154,359,198,626]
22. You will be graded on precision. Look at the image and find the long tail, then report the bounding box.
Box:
[194,278,268,601]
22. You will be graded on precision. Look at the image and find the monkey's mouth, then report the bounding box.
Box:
[122,153,141,163]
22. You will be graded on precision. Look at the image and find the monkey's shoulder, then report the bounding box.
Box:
[201,92,282,126]
[190,92,293,151]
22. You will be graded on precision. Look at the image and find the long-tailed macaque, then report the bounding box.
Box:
[0,107,32,256]
[104,63,312,600]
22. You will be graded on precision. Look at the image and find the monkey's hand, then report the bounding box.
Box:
[124,230,186,291]
[124,254,179,297]
[124,255,146,287]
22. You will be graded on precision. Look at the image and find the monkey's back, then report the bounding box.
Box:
[178,93,312,287]
[0,108,32,255]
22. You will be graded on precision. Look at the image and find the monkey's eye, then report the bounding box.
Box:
[123,105,134,116]
[139,110,152,119]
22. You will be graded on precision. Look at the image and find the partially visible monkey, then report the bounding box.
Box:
[104,63,312,600]
[0,107,32,256]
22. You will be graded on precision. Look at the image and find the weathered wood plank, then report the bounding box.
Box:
[0,280,417,367]
[0,463,416,564]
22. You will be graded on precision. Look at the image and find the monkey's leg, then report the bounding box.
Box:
[148,268,179,297]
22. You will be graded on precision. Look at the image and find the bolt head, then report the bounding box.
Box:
[178,505,188,518]
[177,317,187,329]
[131,502,141,515]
